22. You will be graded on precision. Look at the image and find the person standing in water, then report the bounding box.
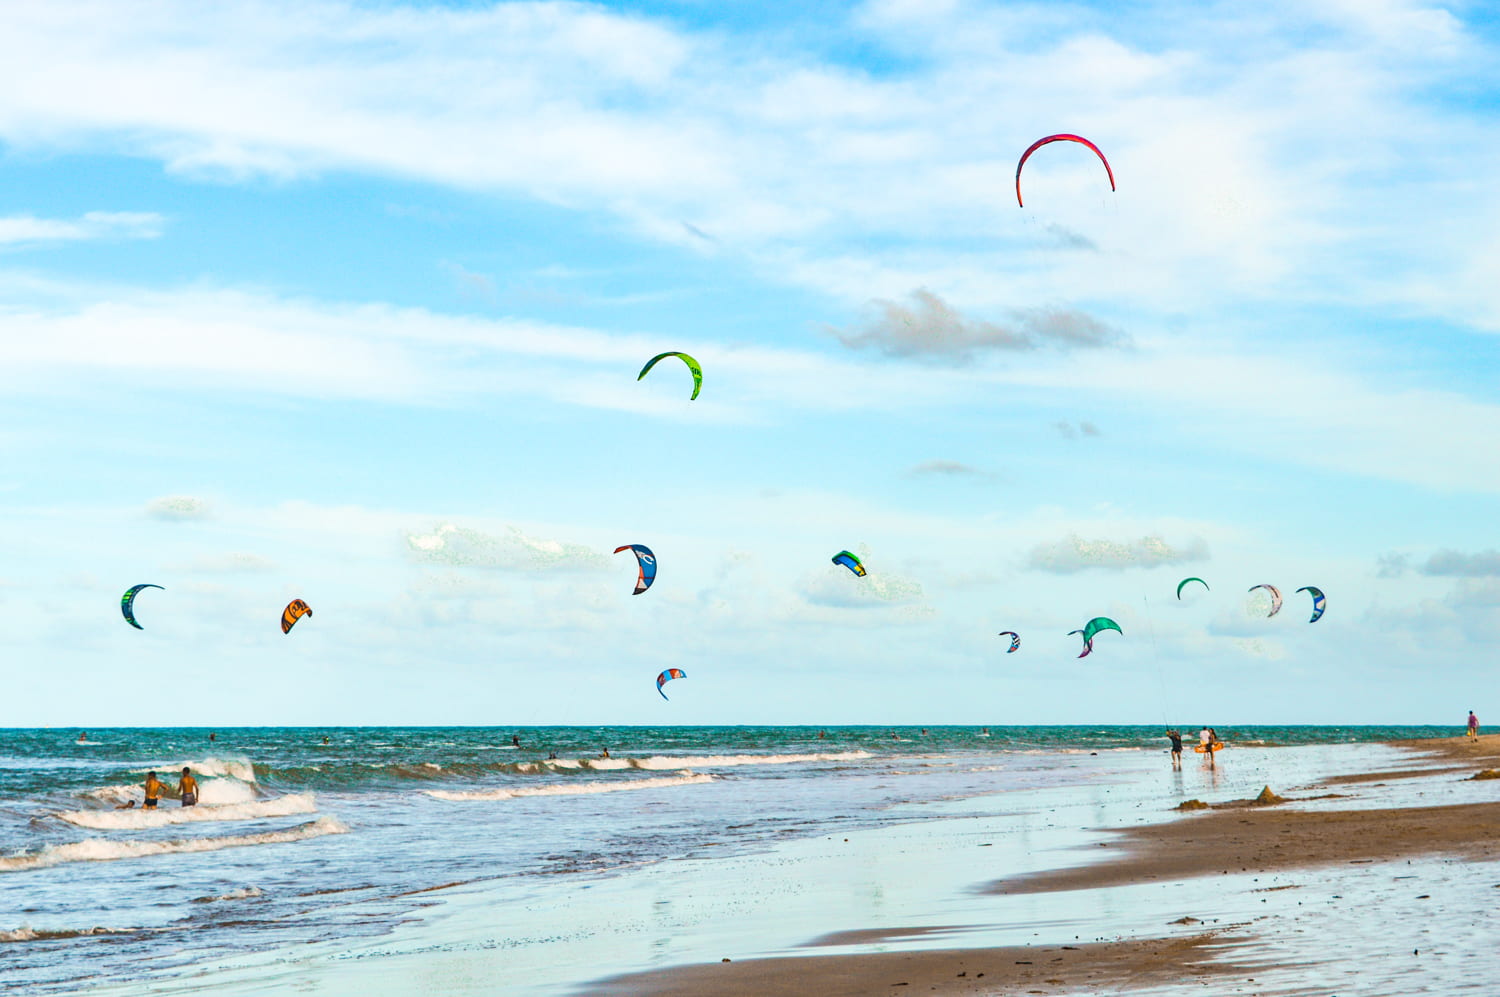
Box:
[177,767,199,807]
[1468,711,1480,741]
[1166,729,1183,769]
[143,771,166,809]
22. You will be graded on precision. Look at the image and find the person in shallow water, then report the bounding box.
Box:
[178,767,199,807]
[512,734,521,748]
[1166,729,1183,769]
[143,771,166,809]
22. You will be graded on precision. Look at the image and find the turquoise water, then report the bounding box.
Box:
[0,724,1455,993]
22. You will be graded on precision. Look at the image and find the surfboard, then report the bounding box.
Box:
[1193,742,1224,753]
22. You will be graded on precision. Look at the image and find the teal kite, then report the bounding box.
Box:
[121,584,164,630]
[1069,616,1122,657]
[1176,577,1208,600]
[638,352,702,400]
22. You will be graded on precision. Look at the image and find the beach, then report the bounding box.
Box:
[3,726,1496,995]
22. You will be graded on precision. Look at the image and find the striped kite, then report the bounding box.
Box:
[121,584,164,630]
[281,598,313,634]
[1248,584,1283,618]
[998,631,1020,653]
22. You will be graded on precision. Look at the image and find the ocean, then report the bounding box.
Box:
[0,724,1455,994]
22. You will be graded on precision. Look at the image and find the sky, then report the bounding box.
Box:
[2,0,1498,727]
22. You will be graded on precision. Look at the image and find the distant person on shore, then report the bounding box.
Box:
[1166,729,1183,769]
[1198,726,1217,769]
[1468,711,1480,740]
[178,767,199,807]
[143,771,166,809]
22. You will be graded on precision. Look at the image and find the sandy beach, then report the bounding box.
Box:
[591,735,1500,996]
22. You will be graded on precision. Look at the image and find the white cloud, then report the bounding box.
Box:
[405,522,607,573]
[1028,533,1209,573]
[146,495,210,520]
[0,211,163,247]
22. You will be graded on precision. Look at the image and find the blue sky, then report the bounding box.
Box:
[2,0,1497,726]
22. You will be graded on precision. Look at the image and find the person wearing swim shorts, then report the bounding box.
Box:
[143,771,165,809]
[177,767,199,807]
[1166,729,1183,769]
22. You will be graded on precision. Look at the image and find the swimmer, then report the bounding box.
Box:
[113,799,137,810]
[209,732,216,743]
[178,767,199,807]
[143,771,166,809]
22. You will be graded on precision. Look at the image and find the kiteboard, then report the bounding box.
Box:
[1193,742,1224,753]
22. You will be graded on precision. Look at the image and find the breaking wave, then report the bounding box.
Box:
[427,773,715,801]
[56,794,317,830]
[0,817,349,873]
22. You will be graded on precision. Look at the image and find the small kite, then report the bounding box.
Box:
[656,667,686,700]
[614,544,657,594]
[1015,133,1116,207]
[832,551,866,577]
[1296,586,1326,623]
[998,631,1020,653]
[281,598,313,634]
[1247,584,1283,618]
[1176,577,1209,600]
[121,584,164,630]
[637,351,702,400]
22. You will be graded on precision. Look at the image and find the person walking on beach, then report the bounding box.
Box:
[1468,711,1480,740]
[143,771,166,809]
[1166,729,1183,769]
[1198,726,1217,770]
[177,767,199,807]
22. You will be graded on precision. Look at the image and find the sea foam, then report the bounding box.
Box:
[0,817,349,873]
[427,773,715,801]
[56,793,317,830]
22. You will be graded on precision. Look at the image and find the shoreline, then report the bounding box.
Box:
[588,734,1500,995]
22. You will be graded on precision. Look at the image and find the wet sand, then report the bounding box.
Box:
[590,932,1260,996]
[592,735,1500,996]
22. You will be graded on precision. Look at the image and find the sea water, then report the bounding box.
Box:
[0,724,1453,994]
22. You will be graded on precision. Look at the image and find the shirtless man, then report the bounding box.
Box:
[143,771,166,809]
[177,767,199,807]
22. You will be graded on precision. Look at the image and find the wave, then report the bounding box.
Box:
[56,794,317,830]
[1,925,135,943]
[427,773,715,801]
[624,751,871,770]
[191,886,263,903]
[0,817,349,874]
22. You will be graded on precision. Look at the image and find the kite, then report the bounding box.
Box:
[1296,586,1326,623]
[656,668,687,700]
[1069,617,1122,658]
[121,584,164,630]
[281,598,313,634]
[1015,134,1116,207]
[1247,584,1282,618]
[832,551,866,577]
[1176,577,1209,600]
[614,544,657,594]
[637,352,702,400]
[998,631,1020,653]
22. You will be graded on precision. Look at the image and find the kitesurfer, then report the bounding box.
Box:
[143,771,166,809]
[178,767,199,807]
[512,734,521,748]
[1166,729,1183,769]
[1468,711,1480,741]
